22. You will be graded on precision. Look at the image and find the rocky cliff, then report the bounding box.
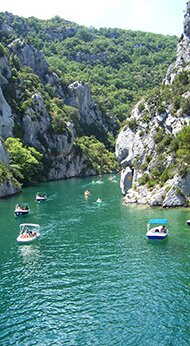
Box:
[0,55,19,196]
[116,1,190,208]
[0,16,113,197]
[0,11,178,198]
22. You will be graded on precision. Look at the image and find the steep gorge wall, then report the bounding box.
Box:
[0,23,111,196]
[115,1,190,208]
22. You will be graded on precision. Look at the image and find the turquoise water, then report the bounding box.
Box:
[0,175,190,346]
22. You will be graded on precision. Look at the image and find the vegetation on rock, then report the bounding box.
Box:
[0,12,178,188]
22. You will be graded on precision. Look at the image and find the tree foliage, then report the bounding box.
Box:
[0,12,178,128]
[5,138,43,184]
[0,12,180,183]
[75,136,119,174]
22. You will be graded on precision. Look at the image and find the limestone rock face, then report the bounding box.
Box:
[8,39,65,99]
[0,56,11,84]
[21,91,81,180]
[8,39,49,79]
[120,167,133,195]
[184,1,190,35]
[68,81,108,131]
[116,96,190,207]
[115,106,149,169]
[0,34,111,186]
[163,174,190,207]
[0,50,109,192]
[0,12,119,199]
[22,92,52,152]
[0,56,18,196]
[0,140,20,198]
[116,1,190,207]
[48,149,96,180]
[123,174,190,208]
[0,181,19,198]
[8,41,111,181]
[0,56,14,138]
[0,87,14,138]
[165,1,190,84]
[0,140,9,165]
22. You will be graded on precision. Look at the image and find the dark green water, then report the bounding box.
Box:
[0,175,190,346]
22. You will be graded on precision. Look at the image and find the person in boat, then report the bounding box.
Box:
[24,227,34,237]
[28,228,37,237]
[161,225,167,233]
[22,231,29,238]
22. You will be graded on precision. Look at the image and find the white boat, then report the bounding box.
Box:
[17,223,40,243]
[186,220,190,226]
[14,203,30,216]
[35,192,47,203]
[146,218,168,240]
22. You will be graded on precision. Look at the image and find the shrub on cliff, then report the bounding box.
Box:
[75,136,119,174]
[5,138,43,184]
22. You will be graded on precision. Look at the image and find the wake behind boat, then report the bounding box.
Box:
[146,218,169,240]
[17,223,40,243]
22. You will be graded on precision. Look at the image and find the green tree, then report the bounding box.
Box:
[176,126,190,163]
[75,136,119,174]
[5,138,43,184]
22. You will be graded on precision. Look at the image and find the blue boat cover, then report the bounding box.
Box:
[148,218,168,225]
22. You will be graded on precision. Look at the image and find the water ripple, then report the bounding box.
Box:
[0,176,190,345]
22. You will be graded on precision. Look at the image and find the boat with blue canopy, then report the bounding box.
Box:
[146,218,168,240]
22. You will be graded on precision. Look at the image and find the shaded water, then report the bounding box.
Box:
[0,175,190,345]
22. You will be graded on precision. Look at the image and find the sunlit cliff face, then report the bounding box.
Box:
[183,0,190,35]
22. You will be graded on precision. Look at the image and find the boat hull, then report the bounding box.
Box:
[147,233,168,240]
[15,210,30,216]
[36,193,47,203]
[36,198,46,202]
[17,232,40,243]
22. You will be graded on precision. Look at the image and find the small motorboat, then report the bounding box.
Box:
[186,220,190,226]
[14,203,30,216]
[146,218,169,240]
[17,223,40,243]
[36,192,47,203]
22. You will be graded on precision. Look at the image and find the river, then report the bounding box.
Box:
[0,174,190,345]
